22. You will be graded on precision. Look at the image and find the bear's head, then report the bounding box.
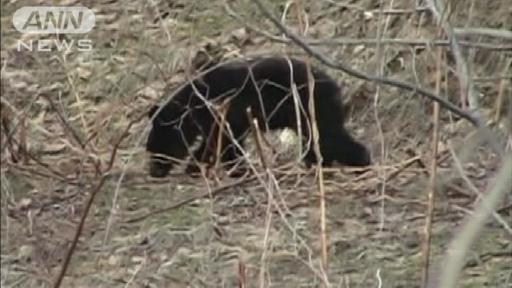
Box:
[336,137,371,167]
[146,104,193,178]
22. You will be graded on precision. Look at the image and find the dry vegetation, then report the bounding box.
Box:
[1,0,511,287]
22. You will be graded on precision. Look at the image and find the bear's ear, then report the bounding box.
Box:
[148,105,160,119]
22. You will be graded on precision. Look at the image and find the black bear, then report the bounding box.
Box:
[146,56,370,177]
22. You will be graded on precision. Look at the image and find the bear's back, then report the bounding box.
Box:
[197,57,336,100]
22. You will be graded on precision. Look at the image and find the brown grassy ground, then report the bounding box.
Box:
[1,0,511,287]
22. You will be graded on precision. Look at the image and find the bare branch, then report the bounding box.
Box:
[454,27,512,39]
[426,0,478,111]
[225,2,511,51]
[250,0,480,126]
[439,154,512,288]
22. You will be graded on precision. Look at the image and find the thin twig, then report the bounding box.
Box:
[448,144,512,235]
[426,0,478,111]
[421,45,442,288]
[0,94,41,155]
[102,114,147,243]
[53,115,138,287]
[306,59,329,269]
[493,59,511,123]
[41,94,85,149]
[52,175,108,288]
[453,27,512,39]
[246,107,274,288]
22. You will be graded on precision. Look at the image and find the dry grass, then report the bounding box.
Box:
[1,0,511,287]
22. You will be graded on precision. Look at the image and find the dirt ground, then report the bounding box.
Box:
[1,0,511,287]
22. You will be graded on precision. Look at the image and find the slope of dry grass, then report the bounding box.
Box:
[1,0,511,287]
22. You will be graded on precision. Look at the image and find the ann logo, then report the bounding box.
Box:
[22,9,84,32]
[13,6,95,34]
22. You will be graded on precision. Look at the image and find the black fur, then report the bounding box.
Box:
[146,57,370,177]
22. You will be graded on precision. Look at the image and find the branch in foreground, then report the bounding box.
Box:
[250,0,479,126]
[438,154,512,288]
